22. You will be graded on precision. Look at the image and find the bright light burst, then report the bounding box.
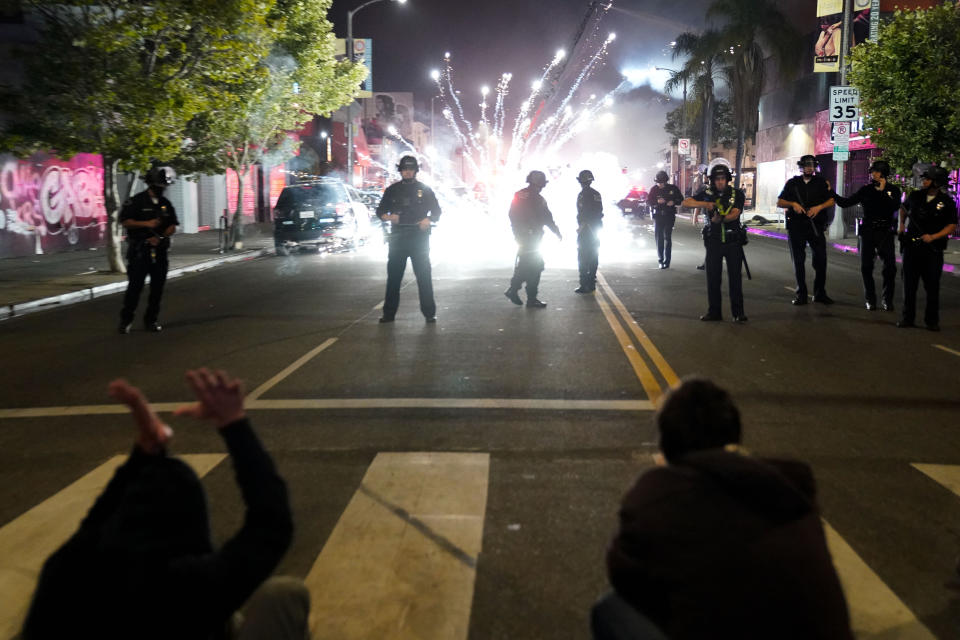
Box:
[399,7,639,265]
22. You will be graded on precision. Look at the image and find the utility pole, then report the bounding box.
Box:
[831,0,854,240]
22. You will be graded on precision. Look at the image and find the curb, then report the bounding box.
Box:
[0,248,272,321]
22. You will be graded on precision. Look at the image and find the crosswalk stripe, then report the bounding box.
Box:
[823,521,936,639]
[305,452,489,639]
[912,463,960,497]
[0,454,226,640]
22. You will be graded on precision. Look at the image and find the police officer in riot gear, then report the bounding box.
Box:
[833,159,901,311]
[777,155,836,305]
[575,169,603,293]
[376,155,442,323]
[683,165,747,323]
[897,166,957,331]
[118,167,179,334]
[505,170,562,308]
[647,170,682,269]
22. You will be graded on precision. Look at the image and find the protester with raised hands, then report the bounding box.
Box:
[23,369,309,640]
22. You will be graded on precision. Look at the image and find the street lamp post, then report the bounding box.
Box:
[320,131,331,163]
[657,66,688,195]
[346,0,407,187]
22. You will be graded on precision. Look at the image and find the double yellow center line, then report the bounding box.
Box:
[594,272,679,405]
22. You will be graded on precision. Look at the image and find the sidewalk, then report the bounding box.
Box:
[0,223,275,320]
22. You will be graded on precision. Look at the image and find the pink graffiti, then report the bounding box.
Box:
[0,153,106,243]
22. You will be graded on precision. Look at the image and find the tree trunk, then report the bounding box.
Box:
[734,128,746,189]
[700,93,714,166]
[228,166,245,250]
[103,157,126,274]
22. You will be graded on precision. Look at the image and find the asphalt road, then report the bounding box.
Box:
[1,216,959,638]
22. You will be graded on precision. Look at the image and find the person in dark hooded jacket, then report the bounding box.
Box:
[22,369,308,640]
[602,378,852,640]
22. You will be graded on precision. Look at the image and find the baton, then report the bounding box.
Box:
[741,249,752,280]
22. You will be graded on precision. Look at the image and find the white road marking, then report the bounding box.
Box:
[374,301,384,310]
[912,463,960,498]
[0,403,183,419]
[305,452,489,639]
[246,337,338,401]
[823,521,936,639]
[249,398,653,411]
[0,398,652,419]
[932,344,960,358]
[0,454,225,640]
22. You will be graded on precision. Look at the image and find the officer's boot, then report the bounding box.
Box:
[526,286,547,308]
[504,287,523,305]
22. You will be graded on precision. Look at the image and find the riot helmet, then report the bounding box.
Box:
[921,166,949,188]
[869,160,890,178]
[709,164,732,185]
[145,166,176,188]
[655,170,669,184]
[797,155,818,170]
[397,155,419,172]
[526,170,548,187]
[577,169,594,184]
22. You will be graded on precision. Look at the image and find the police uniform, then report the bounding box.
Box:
[834,181,902,309]
[119,190,179,329]
[694,184,746,320]
[647,182,683,267]
[508,186,561,303]
[376,179,441,320]
[778,174,834,302]
[576,185,604,290]
[899,189,958,329]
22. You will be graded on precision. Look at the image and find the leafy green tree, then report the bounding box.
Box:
[667,30,729,166]
[665,99,738,150]
[1,0,274,272]
[176,0,365,249]
[848,2,960,177]
[707,0,800,188]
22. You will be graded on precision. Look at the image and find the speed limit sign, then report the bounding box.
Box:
[829,86,860,122]
[678,138,690,155]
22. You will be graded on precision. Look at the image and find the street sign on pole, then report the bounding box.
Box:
[830,86,860,122]
[833,122,850,151]
[678,138,690,155]
[832,150,850,162]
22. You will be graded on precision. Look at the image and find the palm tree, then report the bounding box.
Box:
[667,29,729,167]
[707,0,801,187]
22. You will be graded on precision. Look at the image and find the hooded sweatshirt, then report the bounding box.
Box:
[607,449,852,640]
[23,418,293,640]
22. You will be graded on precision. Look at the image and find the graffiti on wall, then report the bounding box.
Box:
[0,153,107,256]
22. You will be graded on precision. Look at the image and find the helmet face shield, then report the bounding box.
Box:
[709,166,731,184]
[577,169,594,183]
[655,171,669,184]
[145,167,176,187]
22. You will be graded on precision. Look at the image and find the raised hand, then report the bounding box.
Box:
[174,368,247,429]
[108,379,173,454]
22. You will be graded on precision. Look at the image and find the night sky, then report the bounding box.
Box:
[329,1,711,111]
[326,0,810,176]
